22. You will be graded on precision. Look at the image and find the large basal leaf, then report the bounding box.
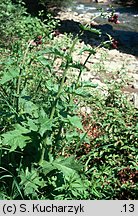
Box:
[19,168,45,196]
[0,68,19,85]
[40,161,56,175]
[2,124,31,151]
[41,157,85,195]
[53,156,83,172]
[53,157,85,195]
[41,156,82,176]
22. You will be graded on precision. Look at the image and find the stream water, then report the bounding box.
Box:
[70,1,138,54]
[72,1,138,32]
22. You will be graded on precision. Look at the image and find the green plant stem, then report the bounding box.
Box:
[16,41,32,116]
[50,44,94,153]
[16,68,22,115]
[76,52,92,87]
[68,52,92,108]
[39,36,79,165]
[0,86,13,107]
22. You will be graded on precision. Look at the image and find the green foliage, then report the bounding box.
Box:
[81,85,138,199]
[2,124,31,151]
[0,0,58,48]
[0,0,137,200]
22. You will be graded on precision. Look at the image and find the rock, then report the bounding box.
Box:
[84,13,93,18]
[134,79,138,89]
[78,14,84,18]
[66,8,72,12]
[90,78,108,95]
[81,18,91,25]
[80,106,92,114]
[133,93,138,108]
[94,0,109,3]
[73,12,79,16]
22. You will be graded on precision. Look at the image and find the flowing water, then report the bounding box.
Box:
[72,1,138,32]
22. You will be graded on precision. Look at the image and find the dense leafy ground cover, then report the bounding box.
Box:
[0,0,138,199]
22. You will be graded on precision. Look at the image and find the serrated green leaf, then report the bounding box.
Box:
[38,117,53,136]
[27,118,38,131]
[0,68,19,84]
[53,159,85,196]
[40,161,55,175]
[41,156,82,175]
[19,168,45,196]
[46,80,58,93]
[38,47,64,57]
[81,81,98,88]
[79,45,96,55]
[20,98,38,117]
[79,24,101,35]
[67,115,84,130]
[2,125,30,151]
[37,56,52,71]
[54,156,83,172]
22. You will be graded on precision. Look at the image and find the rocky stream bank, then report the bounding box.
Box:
[55,8,138,108]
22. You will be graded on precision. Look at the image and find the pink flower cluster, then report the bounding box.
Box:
[108,14,120,24]
[112,39,118,49]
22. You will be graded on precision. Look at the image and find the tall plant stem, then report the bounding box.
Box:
[68,52,93,109]
[16,41,31,116]
[50,45,94,154]
[39,36,79,165]
[76,52,92,87]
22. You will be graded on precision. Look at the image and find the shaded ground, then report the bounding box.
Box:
[12,0,45,16]
[57,18,138,56]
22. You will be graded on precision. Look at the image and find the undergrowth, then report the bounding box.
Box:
[0,0,138,200]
